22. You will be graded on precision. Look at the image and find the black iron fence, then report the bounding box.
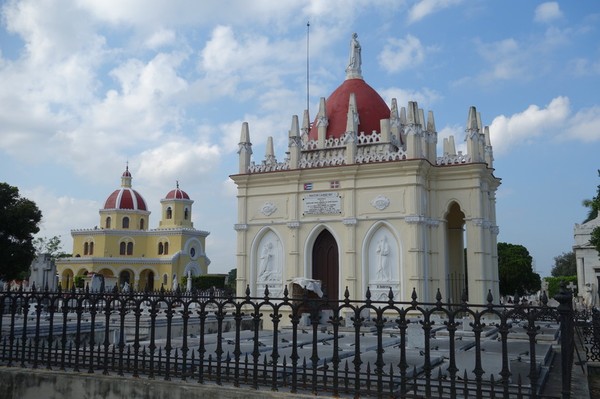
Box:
[0,283,576,398]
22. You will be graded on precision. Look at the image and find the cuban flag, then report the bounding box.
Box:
[303,183,313,191]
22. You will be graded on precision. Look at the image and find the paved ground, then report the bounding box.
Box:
[588,365,600,398]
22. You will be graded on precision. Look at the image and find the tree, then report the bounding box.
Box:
[582,170,600,223]
[550,251,576,277]
[33,235,69,260]
[0,183,42,280]
[497,242,541,296]
[582,170,600,256]
[227,268,237,290]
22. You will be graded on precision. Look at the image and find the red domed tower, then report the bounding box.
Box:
[100,166,150,231]
[159,181,194,229]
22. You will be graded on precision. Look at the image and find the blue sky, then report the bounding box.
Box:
[0,1,599,278]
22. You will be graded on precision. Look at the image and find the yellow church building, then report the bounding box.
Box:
[56,167,210,290]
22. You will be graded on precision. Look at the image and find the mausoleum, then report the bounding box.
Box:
[230,33,501,304]
[574,214,600,307]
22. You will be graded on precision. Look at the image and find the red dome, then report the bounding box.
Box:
[165,188,190,200]
[104,188,147,211]
[309,78,390,140]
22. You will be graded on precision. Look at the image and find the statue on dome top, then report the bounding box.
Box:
[346,32,362,79]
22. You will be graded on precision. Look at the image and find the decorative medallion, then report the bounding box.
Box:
[370,195,390,211]
[260,202,277,216]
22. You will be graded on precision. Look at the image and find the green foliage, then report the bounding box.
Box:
[181,274,227,290]
[582,170,600,223]
[590,226,600,258]
[497,242,541,296]
[0,183,42,280]
[73,275,85,288]
[33,235,70,260]
[582,170,600,257]
[550,251,576,277]
[544,276,577,298]
[227,268,237,290]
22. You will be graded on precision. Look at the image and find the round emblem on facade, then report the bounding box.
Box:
[371,195,390,211]
[260,201,277,216]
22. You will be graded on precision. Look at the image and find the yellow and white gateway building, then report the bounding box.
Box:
[230,34,500,304]
[56,167,210,290]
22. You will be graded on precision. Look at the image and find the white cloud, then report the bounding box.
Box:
[378,35,426,73]
[568,58,600,77]
[144,28,177,49]
[378,87,441,110]
[222,177,238,198]
[23,186,99,250]
[476,38,526,82]
[407,0,463,24]
[566,106,600,142]
[489,96,570,154]
[136,140,221,188]
[534,2,562,23]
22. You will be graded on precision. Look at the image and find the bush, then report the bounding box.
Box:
[181,274,226,290]
[543,276,577,299]
[73,275,85,289]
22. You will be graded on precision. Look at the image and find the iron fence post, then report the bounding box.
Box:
[555,282,574,399]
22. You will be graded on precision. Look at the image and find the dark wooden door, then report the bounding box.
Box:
[312,230,339,300]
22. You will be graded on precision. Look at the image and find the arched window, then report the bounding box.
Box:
[163,273,168,285]
[89,242,94,255]
[158,242,164,255]
[120,242,126,255]
[127,242,133,255]
[140,218,145,230]
[166,207,172,219]
[184,208,189,220]
[84,242,89,255]
[122,217,129,229]
[106,217,111,229]
[164,242,169,255]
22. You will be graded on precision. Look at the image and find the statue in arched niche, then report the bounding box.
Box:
[375,236,390,281]
[257,242,278,282]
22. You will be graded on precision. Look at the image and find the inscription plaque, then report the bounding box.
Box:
[302,192,342,215]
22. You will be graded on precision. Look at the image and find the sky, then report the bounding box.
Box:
[0,0,599,278]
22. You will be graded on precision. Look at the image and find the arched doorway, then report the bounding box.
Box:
[446,202,467,302]
[139,270,155,291]
[312,230,339,300]
[119,270,132,289]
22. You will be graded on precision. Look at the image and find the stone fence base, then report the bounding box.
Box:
[0,367,318,399]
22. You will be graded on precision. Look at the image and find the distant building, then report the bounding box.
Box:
[230,33,501,304]
[574,215,600,307]
[56,167,210,290]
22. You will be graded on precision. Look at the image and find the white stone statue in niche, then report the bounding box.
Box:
[375,236,390,281]
[257,242,278,281]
